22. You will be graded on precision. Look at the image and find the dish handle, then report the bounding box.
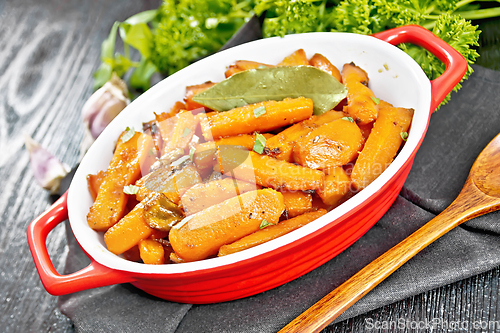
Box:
[27,191,134,296]
[372,24,468,112]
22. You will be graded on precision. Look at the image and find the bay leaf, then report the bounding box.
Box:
[192,66,348,115]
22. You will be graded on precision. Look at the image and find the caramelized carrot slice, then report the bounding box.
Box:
[224,60,274,78]
[181,178,259,215]
[217,147,325,192]
[87,170,106,201]
[224,65,242,78]
[281,191,313,218]
[193,133,273,171]
[104,199,155,255]
[317,166,351,206]
[278,49,309,66]
[157,110,199,155]
[265,110,345,162]
[293,118,364,170]
[309,53,342,82]
[342,62,379,124]
[87,131,153,231]
[138,239,165,265]
[351,100,414,190]
[184,82,216,110]
[169,189,285,262]
[200,97,313,140]
[218,209,327,257]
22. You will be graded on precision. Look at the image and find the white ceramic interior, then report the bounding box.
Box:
[68,32,431,274]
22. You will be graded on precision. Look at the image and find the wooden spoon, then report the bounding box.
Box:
[280,133,500,333]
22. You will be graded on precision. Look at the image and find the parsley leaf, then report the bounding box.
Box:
[253,133,267,154]
[182,127,191,137]
[121,127,135,143]
[94,1,254,90]
[150,0,255,76]
[123,184,140,195]
[256,0,341,37]
[253,105,267,118]
[259,219,275,229]
[400,131,408,141]
[189,146,196,162]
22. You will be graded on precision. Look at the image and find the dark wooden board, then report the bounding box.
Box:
[1,1,499,332]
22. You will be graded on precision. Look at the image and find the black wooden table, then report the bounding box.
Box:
[2,1,499,332]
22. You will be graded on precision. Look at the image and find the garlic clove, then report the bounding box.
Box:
[25,135,70,194]
[82,72,130,140]
[88,93,128,138]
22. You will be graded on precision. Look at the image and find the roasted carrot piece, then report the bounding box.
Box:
[87,131,153,232]
[168,164,203,202]
[87,170,106,201]
[184,82,216,110]
[138,239,165,265]
[317,166,351,206]
[358,121,374,141]
[200,97,313,140]
[309,53,342,82]
[104,199,155,255]
[293,118,364,170]
[143,108,183,154]
[157,110,199,155]
[218,133,274,149]
[342,62,369,85]
[144,103,188,153]
[181,177,259,215]
[224,65,242,78]
[217,147,325,191]
[265,110,345,162]
[192,141,218,171]
[136,163,202,204]
[169,251,185,263]
[224,60,274,78]
[278,49,309,66]
[156,101,186,123]
[351,100,414,190]
[234,60,274,71]
[169,189,285,262]
[281,191,313,218]
[193,133,274,171]
[342,62,379,124]
[218,209,327,257]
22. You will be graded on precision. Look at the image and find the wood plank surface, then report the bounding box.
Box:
[0,1,499,332]
[0,1,161,332]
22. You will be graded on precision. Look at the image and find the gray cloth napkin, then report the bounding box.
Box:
[57,18,500,331]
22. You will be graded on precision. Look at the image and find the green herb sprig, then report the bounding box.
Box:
[256,0,492,109]
[94,0,255,92]
[95,0,500,108]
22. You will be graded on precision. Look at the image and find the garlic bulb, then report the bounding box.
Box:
[82,72,130,139]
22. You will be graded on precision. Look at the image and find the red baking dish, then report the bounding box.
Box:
[27,25,466,304]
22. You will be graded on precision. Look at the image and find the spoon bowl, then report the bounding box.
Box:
[472,134,500,198]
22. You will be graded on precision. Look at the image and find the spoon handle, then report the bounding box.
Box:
[279,179,500,333]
